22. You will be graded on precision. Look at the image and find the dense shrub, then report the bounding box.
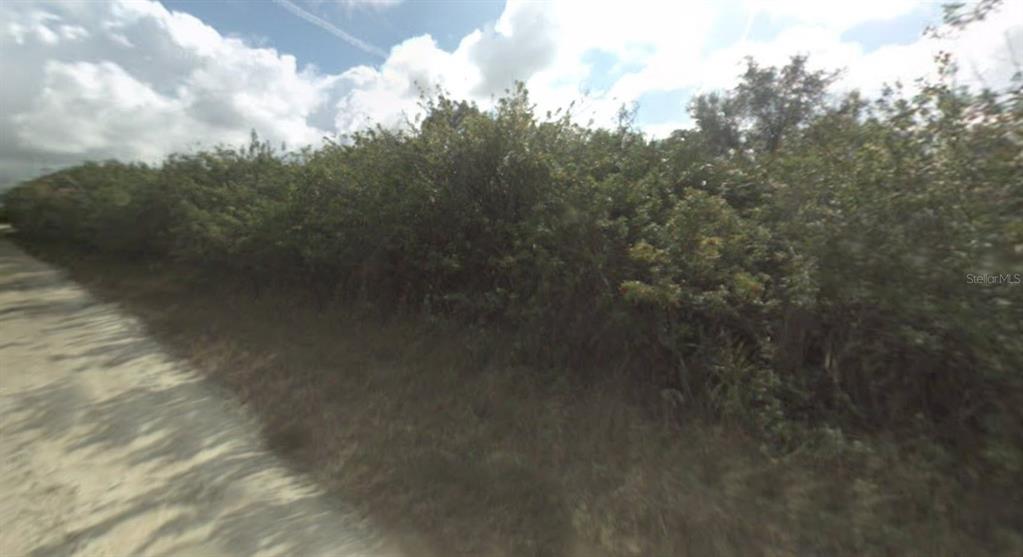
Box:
[5,49,1021,479]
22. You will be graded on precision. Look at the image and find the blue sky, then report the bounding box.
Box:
[156,0,939,129]
[1,0,1020,188]
[162,0,507,72]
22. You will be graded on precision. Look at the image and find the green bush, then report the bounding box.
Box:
[4,52,1020,481]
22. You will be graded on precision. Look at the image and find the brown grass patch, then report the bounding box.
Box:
[20,241,1022,556]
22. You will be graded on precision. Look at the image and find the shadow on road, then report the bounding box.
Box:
[0,239,392,557]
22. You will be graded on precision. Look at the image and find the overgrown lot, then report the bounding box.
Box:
[13,241,1022,556]
[4,10,1022,553]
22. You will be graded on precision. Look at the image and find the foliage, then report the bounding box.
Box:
[5,50,1021,484]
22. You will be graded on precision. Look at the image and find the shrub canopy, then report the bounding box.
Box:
[6,55,1021,479]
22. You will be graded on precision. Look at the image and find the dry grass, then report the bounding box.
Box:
[22,242,1022,556]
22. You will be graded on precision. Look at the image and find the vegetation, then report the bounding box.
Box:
[26,246,1021,556]
[4,5,1022,553]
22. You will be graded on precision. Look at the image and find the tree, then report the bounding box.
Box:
[690,56,840,156]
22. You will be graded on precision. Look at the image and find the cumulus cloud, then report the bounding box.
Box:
[1,0,1019,189]
[326,34,475,134]
[15,61,187,157]
[0,0,335,188]
[468,1,559,96]
[698,2,1022,99]
[323,1,563,135]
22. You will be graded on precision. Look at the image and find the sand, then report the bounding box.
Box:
[0,238,399,557]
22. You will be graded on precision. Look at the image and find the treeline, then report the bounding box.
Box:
[5,55,1021,475]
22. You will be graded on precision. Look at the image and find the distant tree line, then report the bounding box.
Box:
[5,50,1021,480]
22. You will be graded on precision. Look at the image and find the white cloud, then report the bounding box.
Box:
[0,0,337,188]
[338,0,403,12]
[15,61,185,157]
[698,1,1022,99]
[469,1,559,97]
[642,121,692,140]
[747,0,922,28]
[1,0,1020,187]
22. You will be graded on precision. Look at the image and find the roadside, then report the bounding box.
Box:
[0,238,398,557]
[8,237,1020,556]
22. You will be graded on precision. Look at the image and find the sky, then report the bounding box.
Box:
[1,0,1021,190]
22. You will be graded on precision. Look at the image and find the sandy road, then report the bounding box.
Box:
[0,238,398,557]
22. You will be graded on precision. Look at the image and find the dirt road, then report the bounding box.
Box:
[0,238,397,557]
